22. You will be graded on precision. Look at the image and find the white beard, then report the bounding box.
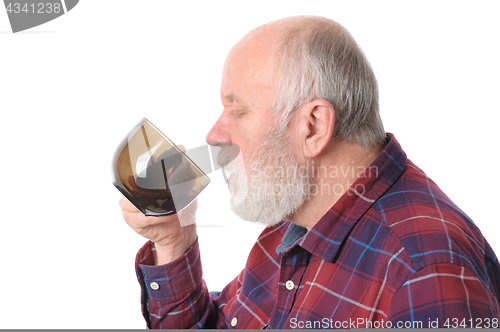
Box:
[218,129,311,227]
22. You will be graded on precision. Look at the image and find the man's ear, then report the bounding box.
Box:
[297,99,335,159]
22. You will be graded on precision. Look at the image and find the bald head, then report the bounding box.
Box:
[220,20,281,115]
[245,15,350,41]
[225,15,353,82]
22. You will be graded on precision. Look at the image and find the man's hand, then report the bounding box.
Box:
[120,196,198,265]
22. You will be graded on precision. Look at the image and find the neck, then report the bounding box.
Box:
[288,139,383,231]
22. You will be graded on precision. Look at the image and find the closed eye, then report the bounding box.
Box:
[234,109,248,118]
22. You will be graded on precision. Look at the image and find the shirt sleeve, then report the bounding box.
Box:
[388,263,499,328]
[135,239,235,329]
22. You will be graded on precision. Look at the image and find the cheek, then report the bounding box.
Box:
[234,110,275,162]
[232,133,256,163]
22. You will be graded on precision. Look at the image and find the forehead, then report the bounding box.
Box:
[221,37,276,107]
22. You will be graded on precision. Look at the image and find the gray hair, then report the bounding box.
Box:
[272,18,386,148]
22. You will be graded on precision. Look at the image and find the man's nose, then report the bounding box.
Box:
[206,112,232,147]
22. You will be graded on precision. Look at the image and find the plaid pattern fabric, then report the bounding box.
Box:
[135,134,500,329]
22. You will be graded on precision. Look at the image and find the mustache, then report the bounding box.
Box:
[216,144,241,168]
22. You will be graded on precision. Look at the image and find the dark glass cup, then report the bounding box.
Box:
[112,118,210,217]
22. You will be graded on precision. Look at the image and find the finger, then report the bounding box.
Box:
[177,144,186,153]
[119,195,140,213]
[123,210,180,229]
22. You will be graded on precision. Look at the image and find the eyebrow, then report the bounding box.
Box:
[223,92,244,104]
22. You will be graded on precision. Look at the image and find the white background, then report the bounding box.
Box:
[1,0,499,328]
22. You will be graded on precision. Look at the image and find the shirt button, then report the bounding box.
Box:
[285,280,295,291]
[231,317,238,327]
[150,282,160,290]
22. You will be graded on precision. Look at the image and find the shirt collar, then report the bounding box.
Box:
[276,133,407,261]
[276,223,307,254]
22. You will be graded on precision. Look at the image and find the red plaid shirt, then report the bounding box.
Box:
[135,134,500,329]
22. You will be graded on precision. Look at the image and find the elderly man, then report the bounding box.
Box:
[120,16,500,329]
